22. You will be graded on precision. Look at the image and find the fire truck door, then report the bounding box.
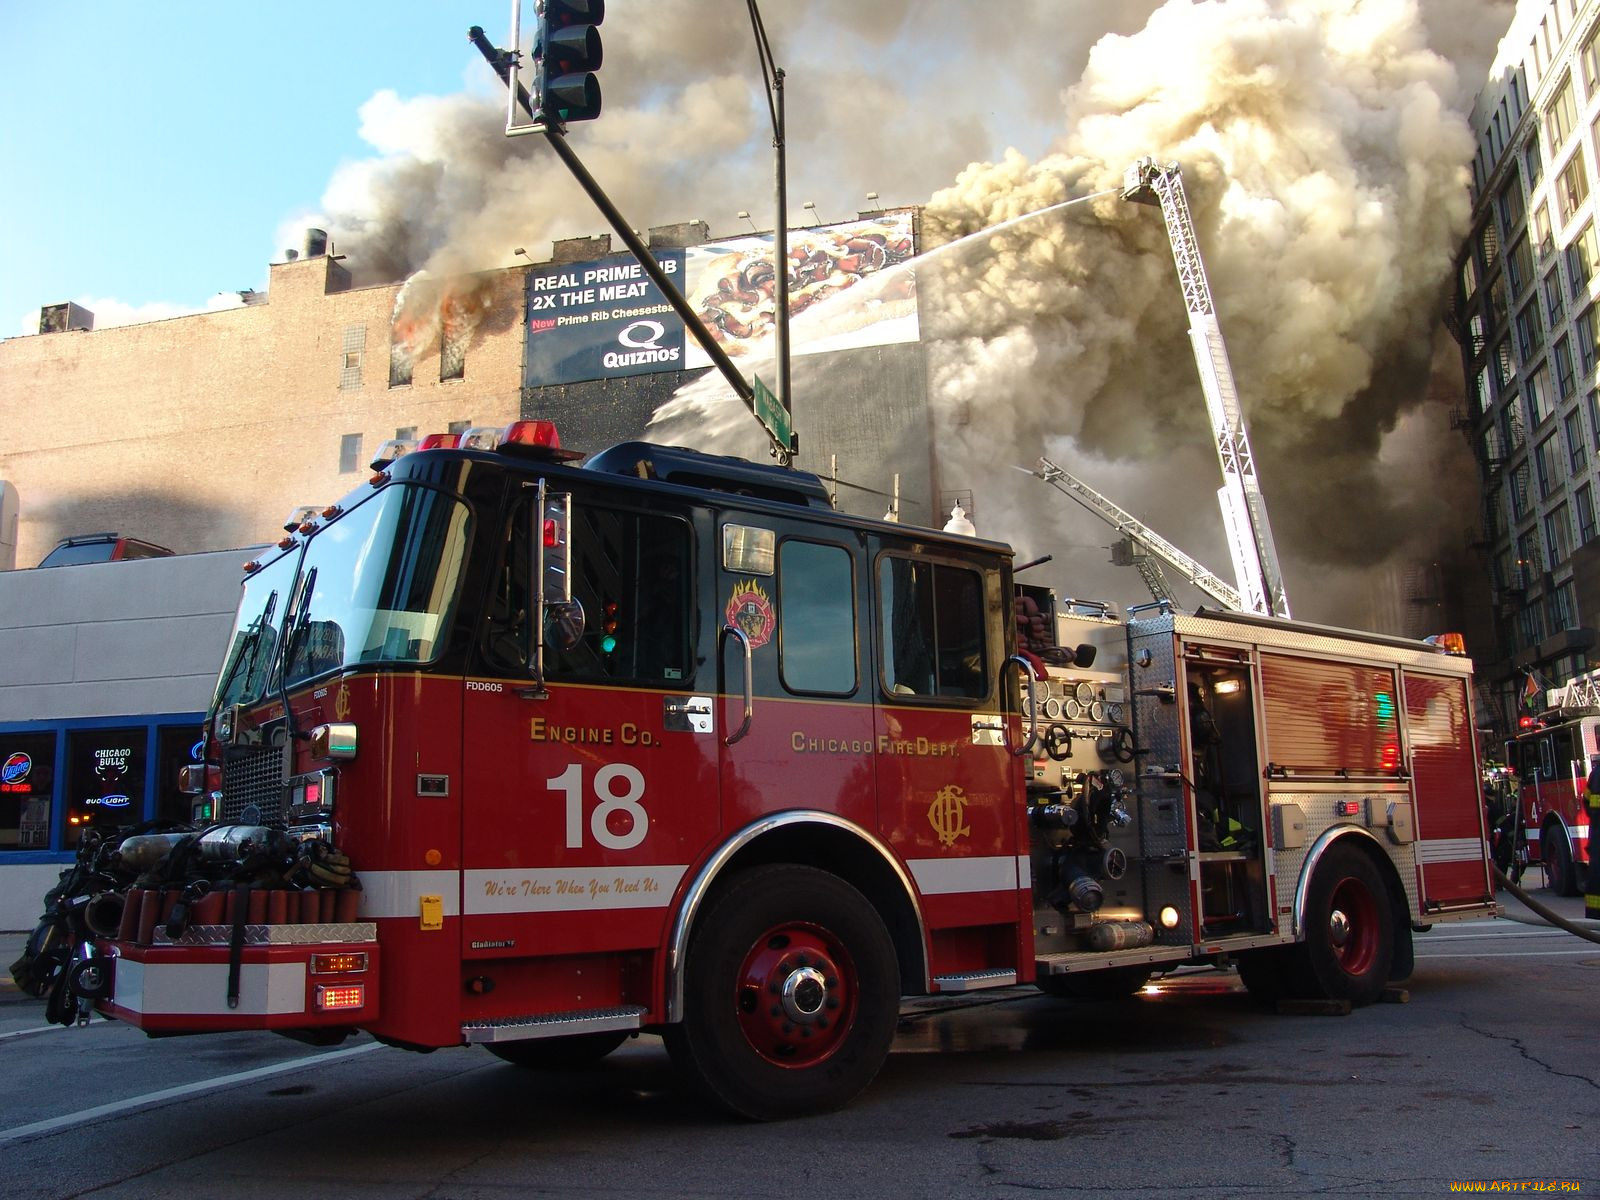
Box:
[870,547,1028,963]
[716,523,877,831]
[461,497,719,963]
[1403,671,1493,908]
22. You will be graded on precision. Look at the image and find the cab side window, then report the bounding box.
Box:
[877,556,986,699]
[778,540,856,695]
[488,498,693,685]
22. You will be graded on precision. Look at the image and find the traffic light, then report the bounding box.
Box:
[601,601,620,654]
[537,0,604,125]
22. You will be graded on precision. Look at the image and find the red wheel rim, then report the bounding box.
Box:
[734,923,857,1068]
[1327,876,1379,976]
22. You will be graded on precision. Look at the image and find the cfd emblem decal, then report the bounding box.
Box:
[724,579,775,650]
[927,784,972,847]
[334,683,352,721]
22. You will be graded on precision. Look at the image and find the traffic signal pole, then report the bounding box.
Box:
[469,16,795,466]
[747,0,792,426]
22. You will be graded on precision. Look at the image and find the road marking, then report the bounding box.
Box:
[1414,948,1598,958]
[0,1041,385,1145]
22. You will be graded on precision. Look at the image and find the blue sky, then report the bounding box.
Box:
[0,2,493,335]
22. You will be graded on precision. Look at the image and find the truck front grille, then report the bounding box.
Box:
[220,743,290,828]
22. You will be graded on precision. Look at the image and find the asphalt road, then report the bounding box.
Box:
[1,894,1595,1200]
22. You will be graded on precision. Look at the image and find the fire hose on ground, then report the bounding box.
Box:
[1491,864,1600,946]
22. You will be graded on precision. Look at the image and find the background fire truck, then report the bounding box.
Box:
[1503,673,1598,896]
[13,423,1495,1120]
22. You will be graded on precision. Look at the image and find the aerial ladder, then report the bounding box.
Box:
[1022,457,1245,611]
[1120,158,1291,618]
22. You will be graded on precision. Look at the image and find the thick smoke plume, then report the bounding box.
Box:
[294,0,1510,627]
[917,0,1501,625]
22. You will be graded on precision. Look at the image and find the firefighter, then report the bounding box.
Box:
[1586,757,1600,921]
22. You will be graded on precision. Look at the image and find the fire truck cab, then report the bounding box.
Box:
[1506,689,1597,896]
[30,423,1496,1120]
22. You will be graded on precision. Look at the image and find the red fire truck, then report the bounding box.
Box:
[21,422,1496,1119]
[1504,673,1598,896]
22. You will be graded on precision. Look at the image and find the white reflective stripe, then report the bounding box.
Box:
[114,957,307,1016]
[1016,854,1031,889]
[463,866,688,914]
[1526,827,1541,842]
[1574,823,1591,839]
[1418,838,1489,864]
[358,870,461,919]
[907,855,1020,896]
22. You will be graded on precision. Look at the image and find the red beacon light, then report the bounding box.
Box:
[500,419,583,461]
[417,433,461,450]
[1517,714,1540,729]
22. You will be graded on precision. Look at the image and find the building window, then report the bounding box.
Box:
[448,419,472,435]
[1505,403,1526,453]
[1518,602,1544,651]
[440,321,465,382]
[1534,202,1554,257]
[1567,221,1597,296]
[1567,408,1586,473]
[1508,235,1534,296]
[0,731,56,850]
[1547,578,1576,631]
[1511,459,1533,519]
[1487,487,1508,540]
[1460,254,1479,302]
[1578,483,1597,544]
[1499,170,1526,237]
[338,433,363,474]
[389,341,414,388]
[1589,390,1600,452]
[1516,300,1545,362]
[1546,502,1573,565]
[1584,23,1600,94]
[340,325,366,391]
[1547,74,1577,148]
[65,728,145,840]
[395,426,417,441]
[1578,305,1600,375]
[1489,276,1510,338]
[1526,137,1544,189]
[1558,152,1590,224]
[1518,526,1544,578]
[1474,365,1492,417]
[1545,269,1566,325]
[1555,336,1577,399]
[1535,432,1560,498]
[1529,365,1555,425]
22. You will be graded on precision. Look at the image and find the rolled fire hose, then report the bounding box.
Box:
[1492,865,1600,946]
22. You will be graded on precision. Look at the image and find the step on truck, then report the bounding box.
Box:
[14,423,1497,1119]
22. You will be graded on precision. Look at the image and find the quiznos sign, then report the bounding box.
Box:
[523,253,686,386]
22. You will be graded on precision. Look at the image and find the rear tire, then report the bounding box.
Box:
[1543,825,1579,897]
[665,864,899,1120]
[1281,842,1393,1006]
[485,1030,629,1069]
[1036,966,1152,1001]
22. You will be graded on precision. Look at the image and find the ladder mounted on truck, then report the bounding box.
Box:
[1121,158,1291,618]
[1023,456,1244,611]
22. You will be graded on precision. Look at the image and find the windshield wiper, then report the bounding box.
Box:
[274,566,317,742]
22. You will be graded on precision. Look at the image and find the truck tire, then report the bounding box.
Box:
[1542,824,1579,897]
[664,864,899,1120]
[1281,843,1393,1006]
[484,1030,629,1069]
[1036,966,1152,1001]
[1234,947,1289,1004]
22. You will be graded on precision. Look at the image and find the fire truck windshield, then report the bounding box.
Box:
[213,483,471,708]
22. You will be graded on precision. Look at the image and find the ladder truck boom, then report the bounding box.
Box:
[1025,456,1245,610]
[1120,158,1291,619]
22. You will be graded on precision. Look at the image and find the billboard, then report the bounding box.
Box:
[523,251,687,386]
[522,211,917,388]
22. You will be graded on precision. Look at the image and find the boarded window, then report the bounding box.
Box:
[340,326,366,390]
